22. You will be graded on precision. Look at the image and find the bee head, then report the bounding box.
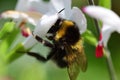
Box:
[55,20,74,40]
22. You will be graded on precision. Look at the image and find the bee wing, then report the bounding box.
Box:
[64,41,87,80]
[67,57,80,80]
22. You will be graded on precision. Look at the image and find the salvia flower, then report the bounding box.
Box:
[1,10,37,37]
[23,0,87,50]
[83,6,120,57]
[1,10,36,26]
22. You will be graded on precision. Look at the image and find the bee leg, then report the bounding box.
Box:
[27,52,47,62]
[27,51,55,62]
[32,32,54,48]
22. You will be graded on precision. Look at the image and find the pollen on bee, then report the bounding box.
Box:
[63,54,77,63]
[54,20,74,41]
[55,31,65,41]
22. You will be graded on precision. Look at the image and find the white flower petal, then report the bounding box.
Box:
[51,0,71,18]
[20,12,37,26]
[102,24,116,47]
[23,13,59,49]
[83,6,120,27]
[22,35,37,49]
[1,11,25,27]
[26,17,37,26]
[15,0,28,11]
[1,10,36,26]
[70,7,87,34]
[33,14,59,37]
[1,11,20,19]
[16,0,52,14]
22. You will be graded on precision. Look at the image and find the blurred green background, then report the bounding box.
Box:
[0,0,120,80]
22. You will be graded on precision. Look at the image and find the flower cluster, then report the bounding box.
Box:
[1,0,119,61]
[0,0,119,80]
[2,0,119,60]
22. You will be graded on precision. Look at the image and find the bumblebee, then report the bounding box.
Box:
[27,10,87,80]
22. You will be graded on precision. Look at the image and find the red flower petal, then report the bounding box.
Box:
[95,33,103,58]
[21,27,31,37]
[96,44,103,58]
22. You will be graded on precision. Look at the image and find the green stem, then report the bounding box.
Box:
[5,43,27,64]
[104,48,117,80]
[88,0,95,5]
[87,0,101,39]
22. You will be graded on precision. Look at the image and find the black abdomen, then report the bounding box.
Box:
[51,48,68,68]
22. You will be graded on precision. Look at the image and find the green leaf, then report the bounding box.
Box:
[0,22,15,39]
[82,30,97,46]
[0,24,20,56]
[99,0,111,9]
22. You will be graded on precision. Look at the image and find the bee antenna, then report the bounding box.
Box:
[58,8,65,14]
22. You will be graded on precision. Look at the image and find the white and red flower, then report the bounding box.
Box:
[83,6,120,58]
[1,10,37,37]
